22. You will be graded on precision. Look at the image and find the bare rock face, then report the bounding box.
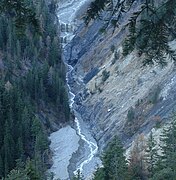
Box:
[65,6,176,151]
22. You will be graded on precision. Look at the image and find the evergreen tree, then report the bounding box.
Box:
[0,0,70,178]
[94,136,128,180]
[6,169,29,180]
[0,0,40,35]
[145,131,159,178]
[0,154,3,178]
[93,167,105,180]
[153,116,176,179]
[25,159,40,180]
[85,0,176,66]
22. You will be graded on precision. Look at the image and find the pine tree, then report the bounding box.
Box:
[4,118,15,176]
[145,131,159,178]
[84,0,111,25]
[153,116,176,179]
[16,137,24,160]
[6,169,29,180]
[93,167,105,180]
[94,136,128,180]
[0,0,69,178]
[0,0,40,35]
[0,154,3,178]
[85,0,176,66]
[21,107,31,143]
[25,159,40,180]
[31,117,42,138]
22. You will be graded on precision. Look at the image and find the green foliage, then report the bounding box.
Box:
[84,0,129,29]
[0,0,40,36]
[93,136,128,180]
[25,159,40,180]
[152,167,173,180]
[6,169,29,180]
[123,0,176,66]
[84,0,111,25]
[93,167,105,180]
[122,19,136,56]
[0,0,70,179]
[145,131,159,178]
[85,0,176,66]
[155,120,162,129]
[96,114,176,180]
[155,116,176,178]
[0,80,49,179]
[94,116,176,179]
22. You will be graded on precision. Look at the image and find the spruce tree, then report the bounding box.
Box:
[6,169,29,180]
[0,0,40,35]
[145,131,159,178]
[0,154,3,178]
[94,136,128,180]
[85,0,176,66]
[25,159,40,180]
[93,167,105,180]
[153,116,176,179]
[0,0,69,178]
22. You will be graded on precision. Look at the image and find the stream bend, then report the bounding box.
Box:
[49,1,101,179]
[66,64,99,176]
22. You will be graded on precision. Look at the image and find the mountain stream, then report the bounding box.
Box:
[49,0,101,179]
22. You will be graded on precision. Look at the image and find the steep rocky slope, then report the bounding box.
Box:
[65,3,176,151]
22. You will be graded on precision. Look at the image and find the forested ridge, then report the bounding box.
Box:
[1,0,176,179]
[0,0,70,179]
[93,116,176,180]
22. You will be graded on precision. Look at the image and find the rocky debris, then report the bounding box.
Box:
[48,126,80,180]
[66,2,176,152]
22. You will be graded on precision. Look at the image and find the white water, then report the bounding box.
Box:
[73,118,98,175]
[57,0,91,24]
[58,0,92,44]
[66,64,99,177]
[49,0,101,179]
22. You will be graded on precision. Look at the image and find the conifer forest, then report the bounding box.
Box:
[0,0,176,180]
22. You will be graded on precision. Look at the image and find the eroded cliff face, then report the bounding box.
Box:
[65,4,176,151]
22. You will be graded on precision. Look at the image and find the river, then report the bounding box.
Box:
[48,0,101,179]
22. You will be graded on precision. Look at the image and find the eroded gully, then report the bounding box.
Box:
[48,0,101,179]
